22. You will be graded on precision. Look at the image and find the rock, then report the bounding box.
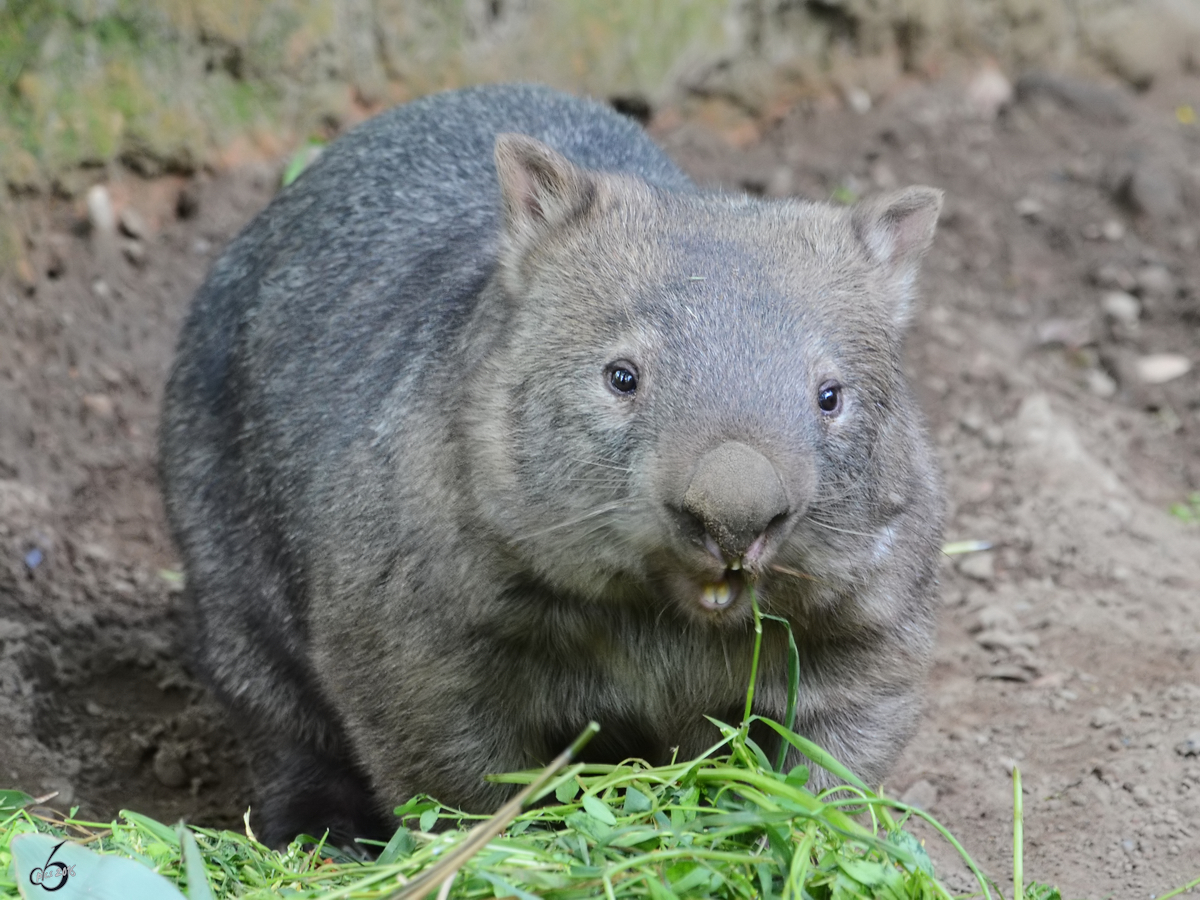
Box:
[1102,219,1126,242]
[1092,263,1137,292]
[966,65,1013,120]
[152,745,188,789]
[1135,264,1175,298]
[1086,368,1118,398]
[1122,163,1183,221]
[1014,72,1132,125]
[117,206,147,240]
[1135,354,1191,384]
[85,184,116,234]
[958,551,995,582]
[1090,707,1117,728]
[121,239,146,268]
[81,394,115,421]
[899,778,938,811]
[975,629,1039,652]
[1100,291,1140,324]
[1176,731,1200,757]
[0,618,29,641]
[1035,317,1092,348]
[844,86,871,114]
[1015,196,1044,218]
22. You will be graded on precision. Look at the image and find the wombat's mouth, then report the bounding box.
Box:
[698,569,745,611]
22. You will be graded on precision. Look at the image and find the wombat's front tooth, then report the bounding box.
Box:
[702,582,733,608]
[728,557,743,571]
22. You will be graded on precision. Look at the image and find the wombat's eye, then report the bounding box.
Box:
[606,361,639,396]
[817,381,842,415]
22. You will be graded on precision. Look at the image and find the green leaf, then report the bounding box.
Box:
[418,807,439,833]
[623,785,652,813]
[121,810,180,849]
[377,826,416,864]
[0,789,34,814]
[580,793,617,825]
[176,826,213,900]
[555,778,580,804]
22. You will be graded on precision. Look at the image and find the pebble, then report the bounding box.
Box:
[1101,291,1140,324]
[1135,354,1191,384]
[1176,731,1200,757]
[121,239,146,268]
[81,394,116,420]
[85,184,116,234]
[1101,219,1125,242]
[1135,264,1174,298]
[152,745,188,789]
[1090,707,1117,728]
[1125,162,1182,221]
[899,778,939,811]
[1015,196,1044,218]
[0,618,29,641]
[958,551,995,582]
[966,65,1013,120]
[1086,368,1118,398]
[845,86,872,114]
[118,206,147,240]
[1092,263,1137,292]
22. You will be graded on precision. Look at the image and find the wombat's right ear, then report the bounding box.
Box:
[494,134,598,248]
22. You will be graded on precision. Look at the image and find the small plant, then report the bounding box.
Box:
[1168,492,1200,523]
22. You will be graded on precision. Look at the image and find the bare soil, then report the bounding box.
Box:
[2,69,1198,899]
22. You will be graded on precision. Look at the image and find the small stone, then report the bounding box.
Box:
[0,618,29,641]
[899,778,939,811]
[958,551,995,582]
[1125,163,1183,221]
[1135,354,1191,384]
[121,239,146,267]
[1129,784,1152,806]
[85,700,104,716]
[1092,263,1136,292]
[1176,731,1200,757]
[845,87,872,114]
[1135,264,1174,298]
[1086,368,1118,398]
[975,629,1039,651]
[1102,219,1126,241]
[118,206,147,240]
[1101,291,1140,324]
[81,394,115,420]
[1035,317,1092,348]
[86,184,116,234]
[1090,707,1117,728]
[1015,197,1044,218]
[91,278,111,299]
[153,745,188,789]
[966,65,1013,120]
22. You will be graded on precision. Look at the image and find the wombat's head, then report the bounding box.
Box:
[463,134,942,625]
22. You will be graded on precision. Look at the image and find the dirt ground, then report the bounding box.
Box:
[1,67,1198,899]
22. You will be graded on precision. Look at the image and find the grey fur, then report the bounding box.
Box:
[160,83,944,848]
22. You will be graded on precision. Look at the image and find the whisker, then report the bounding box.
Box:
[769,563,819,582]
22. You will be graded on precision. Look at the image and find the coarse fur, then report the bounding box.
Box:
[160,83,945,848]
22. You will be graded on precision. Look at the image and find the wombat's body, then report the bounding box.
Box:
[161,84,944,847]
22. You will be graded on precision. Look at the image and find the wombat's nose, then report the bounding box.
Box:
[682,441,789,561]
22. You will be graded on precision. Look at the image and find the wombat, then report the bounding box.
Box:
[161,83,944,848]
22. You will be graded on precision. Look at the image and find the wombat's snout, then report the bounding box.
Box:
[681,441,791,567]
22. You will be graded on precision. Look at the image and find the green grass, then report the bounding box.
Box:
[3,595,1194,900]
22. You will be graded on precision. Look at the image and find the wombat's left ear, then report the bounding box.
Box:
[851,186,943,328]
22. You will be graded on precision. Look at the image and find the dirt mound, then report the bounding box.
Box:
[2,69,1198,897]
